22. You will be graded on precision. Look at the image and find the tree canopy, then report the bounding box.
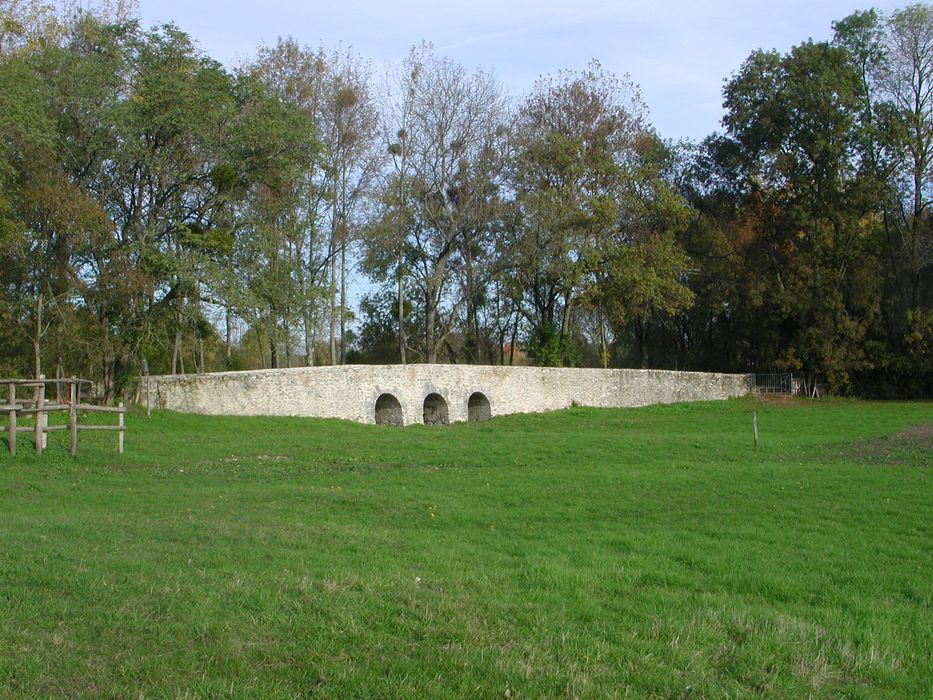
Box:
[1,2,930,397]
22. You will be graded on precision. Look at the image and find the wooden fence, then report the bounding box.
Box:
[0,378,125,456]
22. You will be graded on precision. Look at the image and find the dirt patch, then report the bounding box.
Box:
[897,423,933,440]
[748,392,803,407]
[838,423,933,467]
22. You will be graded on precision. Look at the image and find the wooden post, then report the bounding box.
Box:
[146,375,151,418]
[55,360,63,404]
[117,402,124,454]
[7,382,15,456]
[753,411,759,453]
[69,381,78,456]
[34,381,45,455]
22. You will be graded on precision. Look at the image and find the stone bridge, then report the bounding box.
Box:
[146,364,749,425]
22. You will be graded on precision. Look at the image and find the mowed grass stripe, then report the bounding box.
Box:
[0,397,930,698]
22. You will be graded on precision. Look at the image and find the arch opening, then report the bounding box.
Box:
[422,393,449,426]
[468,392,491,421]
[375,393,403,426]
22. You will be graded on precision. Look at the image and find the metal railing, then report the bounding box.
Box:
[748,373,799,395]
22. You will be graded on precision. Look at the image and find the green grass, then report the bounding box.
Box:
[1,397,931,698]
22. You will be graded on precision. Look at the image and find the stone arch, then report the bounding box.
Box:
[468,391,491,421]
[422,393,449,425]
[375,393,403,426]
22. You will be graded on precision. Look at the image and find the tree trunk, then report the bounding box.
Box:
[33,293,42,380]
[913,150,924,308]
[100,318,113,402]
[196,334,205,374]
[305,313,316,367]
[598,308,609,369]
[136,357,148,404]
[559,294,572,344]
[55,357,63,403]
[634,316,648,368]
[463,245,477,364]
[171,324,182,375]
[398,271,407,364]
[329,251,337,365]
[225,305,234,363]
[102,359,112,404]
[283,318,291,368]
[257,331,268,370]
[340,241,347,365]
[426,300,437,364]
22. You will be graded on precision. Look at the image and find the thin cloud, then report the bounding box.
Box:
[438,12,597,53]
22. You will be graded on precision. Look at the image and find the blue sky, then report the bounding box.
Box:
[139,1,907,143]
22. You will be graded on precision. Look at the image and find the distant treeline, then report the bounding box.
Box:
[1,1,930,398]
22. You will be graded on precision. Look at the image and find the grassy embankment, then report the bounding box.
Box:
[1,397,930,698]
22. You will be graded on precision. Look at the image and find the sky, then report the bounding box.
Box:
[138,0,909,143]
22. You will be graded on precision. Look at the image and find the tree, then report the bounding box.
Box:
[370,43,507,363]
[83,22,241,388]
[252,39,381,366]
[504,62,641,364]
[222,71,319,370]
[587,135,695,367]
[0,0,59,54]
[876,3,933,309]
[504,61,691,367]
[348,288,420,363]
[709,39,881,391]
[0,13,112,380]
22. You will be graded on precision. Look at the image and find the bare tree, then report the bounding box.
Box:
[377,43,507,363]
[876,4,933,307]
[1,0,138,54]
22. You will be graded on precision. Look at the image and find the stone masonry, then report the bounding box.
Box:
[146,364,749,425]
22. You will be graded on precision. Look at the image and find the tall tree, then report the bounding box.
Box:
[0,13,113,380]
[709,39,881,391]
[88,22,240,387]
[877,3,933,308]
[504,61,691,367]
[253,39,381,366]
[371,43,507,363]
[588,133,695,367]
[220,71,318,370]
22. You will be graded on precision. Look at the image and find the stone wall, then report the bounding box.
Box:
[146,364,749,425]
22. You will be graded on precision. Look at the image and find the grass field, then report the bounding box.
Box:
[0,397,930,698]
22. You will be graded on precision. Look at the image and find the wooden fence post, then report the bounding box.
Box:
[34,381,45,455]
[69,381,78,456]
[118,402,124,454]
[753,411,759,453]
[3,378,125,458]
[7,382,15,456]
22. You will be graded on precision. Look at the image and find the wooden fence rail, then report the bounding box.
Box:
[0,378,125,456]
